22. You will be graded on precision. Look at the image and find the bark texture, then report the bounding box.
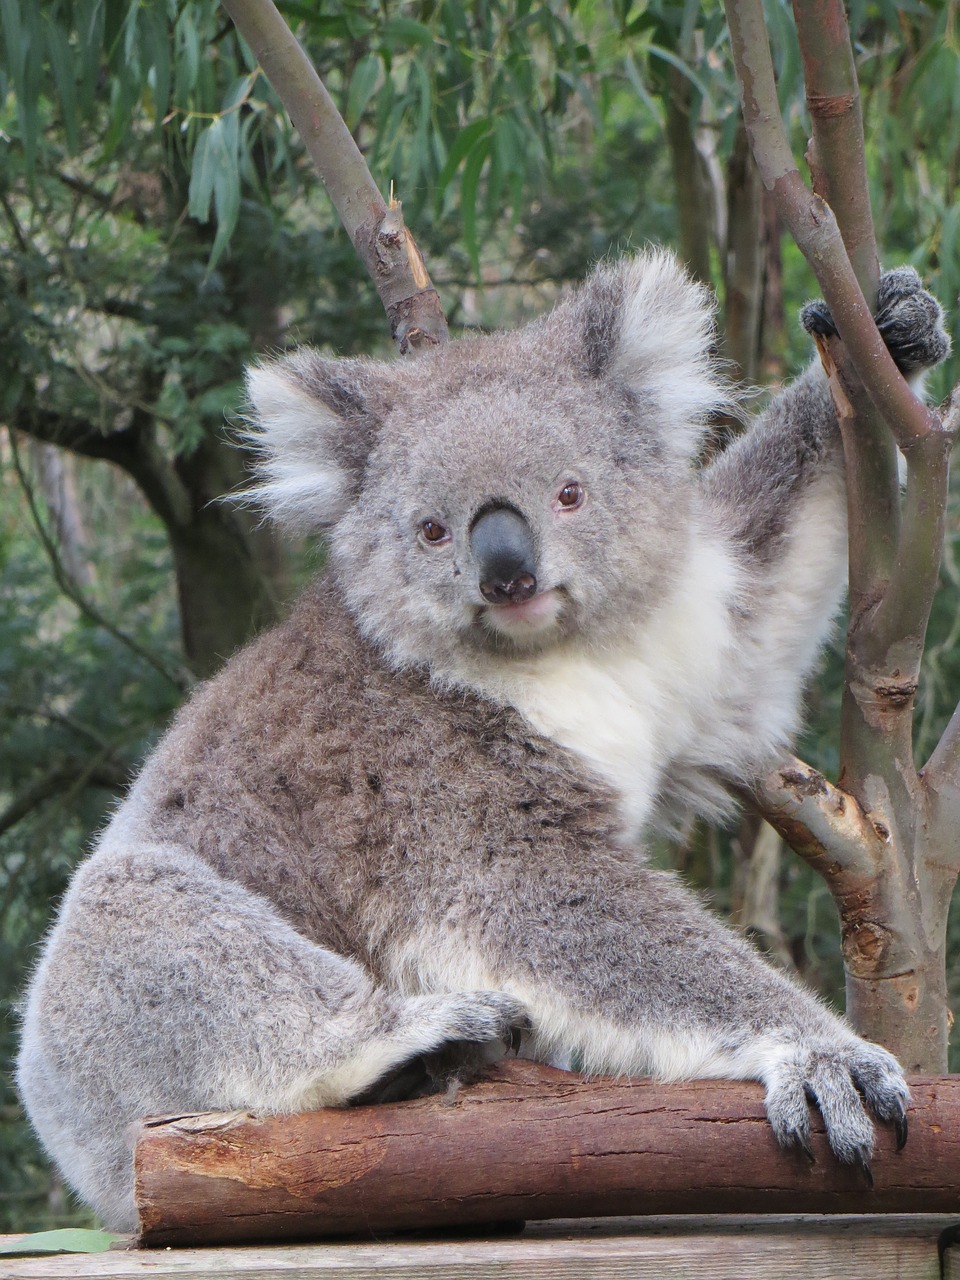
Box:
[724,0,960,1070]
[135,1061,960,1247]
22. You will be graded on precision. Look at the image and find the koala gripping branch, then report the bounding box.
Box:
[134,1061,960,1247]
[725,0,960,1073]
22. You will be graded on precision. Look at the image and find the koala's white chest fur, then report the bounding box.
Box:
[472,533,743,840]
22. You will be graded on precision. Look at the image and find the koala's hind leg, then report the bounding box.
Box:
[16,844,527,1230]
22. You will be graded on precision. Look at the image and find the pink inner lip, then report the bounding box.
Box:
[486,589,559,625]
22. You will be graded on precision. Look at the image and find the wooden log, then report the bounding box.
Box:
[134,1061,960,1247]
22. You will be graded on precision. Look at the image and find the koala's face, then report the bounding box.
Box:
[333,360,689,663]
[245,252,727,673]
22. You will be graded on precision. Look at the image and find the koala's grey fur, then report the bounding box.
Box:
[18,254,949,1230]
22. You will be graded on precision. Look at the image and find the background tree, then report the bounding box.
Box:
[1,0,958,1230]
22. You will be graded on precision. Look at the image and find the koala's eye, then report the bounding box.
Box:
[419,519,451,546]
[555,482,585,512]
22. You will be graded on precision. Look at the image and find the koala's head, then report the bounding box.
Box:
[243,251,728,675]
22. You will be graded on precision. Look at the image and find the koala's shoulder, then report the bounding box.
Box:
[146,581,616,843]
[116,581,626,946]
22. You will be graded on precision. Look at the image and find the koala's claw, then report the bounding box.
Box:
[895,1104,909,1152]
[764,1039,910,1173]
[800,266,950,375]
[800,298,839,342]
[796,1132,816,1166]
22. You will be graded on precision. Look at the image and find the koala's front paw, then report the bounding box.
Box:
[762,1038,909,1182]
[800,267,950,375]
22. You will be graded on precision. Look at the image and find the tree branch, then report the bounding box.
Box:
[791,0,900,619]
[55,169,147,225]
[9,431,190,692]
[0,757,131,840]
[724,0,942,451]
[787,3,957,814]
[724,0,956,803]
[791,0,879,298]
[7,406,139,462]
[134,1061,960,1246]
[726,0,960,1063]
[0,700,114,753]
[218,0,447,353]
[917,389,960,809]
[7,401,196,533]
[744,755,881,882]
[866,430,954,669]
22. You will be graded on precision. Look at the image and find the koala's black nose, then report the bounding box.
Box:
[470,504,538,605]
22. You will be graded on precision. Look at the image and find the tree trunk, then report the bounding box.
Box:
[164,437,286,678]
[725,0,960,1074]
[28,443,96,588]
[840,833,954,1072]
[168,510,282,680]
[663,66,714,285]
[134,1060,959,1247]
[723,118,763,383]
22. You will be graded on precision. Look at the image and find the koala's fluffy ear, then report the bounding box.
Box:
[240,350,386,531]
[569,251,729,460]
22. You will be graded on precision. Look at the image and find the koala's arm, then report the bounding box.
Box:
[687,269,951,797]
[702,269,950,599]
[394,840,907,1174]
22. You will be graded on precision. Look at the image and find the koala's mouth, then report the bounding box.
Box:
[479,587,564,639]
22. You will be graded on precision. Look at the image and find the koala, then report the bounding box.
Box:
[17,253,949,1232]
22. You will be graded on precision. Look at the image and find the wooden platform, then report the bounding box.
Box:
[3,1216,960,1278]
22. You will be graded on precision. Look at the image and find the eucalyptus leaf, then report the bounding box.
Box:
[188,122,216,222]
[345,53,381,130]
[0,1229,124,1257]
[381,17,435,48]
[461,134,491,277]
[436,119,492,194]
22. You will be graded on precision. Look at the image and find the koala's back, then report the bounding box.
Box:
[115,585,623,971]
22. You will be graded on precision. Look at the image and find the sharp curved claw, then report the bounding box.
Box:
[895,1107,909,1152]
[855,1153,874,1189]
[509,1026,523,1055]
[797,1134,816,1166]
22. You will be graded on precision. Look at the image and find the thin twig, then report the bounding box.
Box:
[0,756,130,841]
[1,699,113,752]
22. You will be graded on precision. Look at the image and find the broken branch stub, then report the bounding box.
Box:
[219,0,447,352]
